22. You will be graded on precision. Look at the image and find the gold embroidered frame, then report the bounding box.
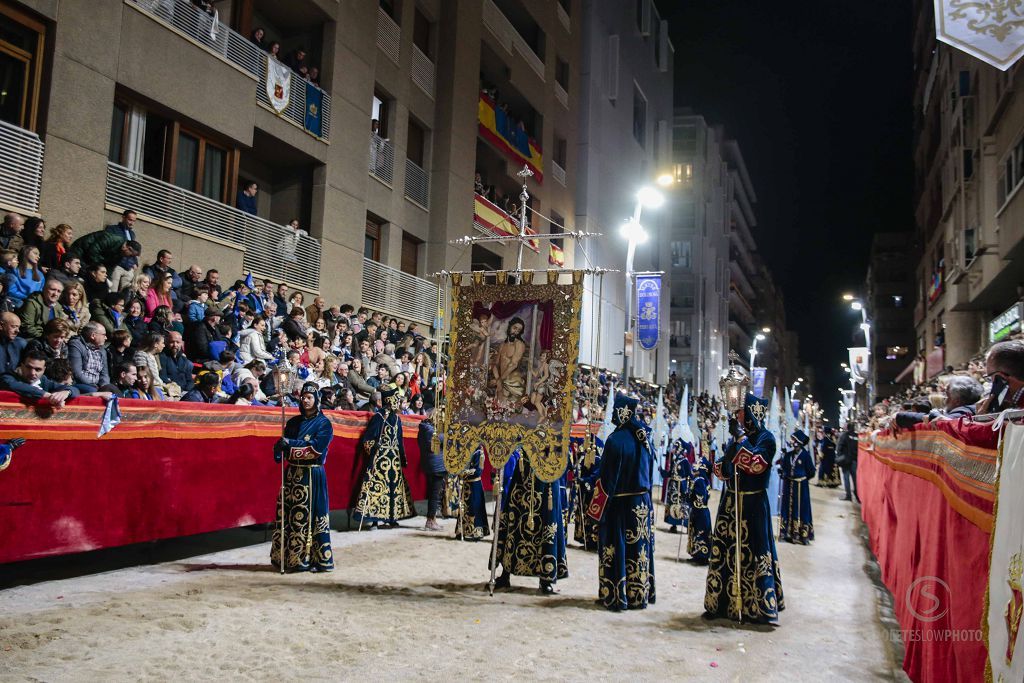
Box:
[442,271,583,483]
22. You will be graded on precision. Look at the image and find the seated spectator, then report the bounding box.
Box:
[122,272,151,312]
[318,385,336,409]
[233,359,268,403]
[224,382,256,405]
[19,278,65,340]
[105,209,138,243]
[944,375,982,418]
[111,362,137,398]
[143,249,181,298]
[0,311,25,375]
[0,212,25,252]
[236,182,258,216]
[181,370,220,403]
[186,283,211,324]
[69,321,110,393]
[145,272,174,321]
[22,217,45,249]
[1,347,79,407]
[305,295,326,326]
[40,223,73,271]
[129,364,166,401]
[219,349,240,395]
[124,299,148,345]
[179,264,204,302]
[60,280,90,335]
[203,269,223,300]
[335,387,356,411]
[107,328,134,379]
[133,331,168,395]
[368,363,391,390]
[238,315,273,364]
[148,305,181,337]
[274,283,289,313]
[186,309,224,362]
[44,357,74,388]
[26,318,69,364]
[84,263,110,302]
[160,330,194,396]
[406,393,426,416]
[90,292,126,337]
[7,245,44,306]
[281,306,307,341]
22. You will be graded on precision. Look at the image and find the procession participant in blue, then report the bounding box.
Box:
[354,383,416,529]
[458,445,489,540]
[661,438,693,533]
[572,435,603,550]
[270,382,334,573]
[492,446,568,594]
[815,426,841,488]
[703,392,784,624]
[587,394,656,611]
[686,457,712,565]
[778,429,815,545]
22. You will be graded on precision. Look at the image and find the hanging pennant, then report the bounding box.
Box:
[935,1,1024,71]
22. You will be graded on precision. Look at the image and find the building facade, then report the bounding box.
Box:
[2,0,581,335]
[574,0,673,383]
[865,232,915,401]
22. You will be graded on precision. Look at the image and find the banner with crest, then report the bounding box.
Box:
[935,1,1024,70]
[442,270,583,483]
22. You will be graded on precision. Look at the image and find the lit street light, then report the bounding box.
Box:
[749,331,767,372]
[621,186,664,380]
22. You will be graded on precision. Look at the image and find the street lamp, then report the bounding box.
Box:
[749,332,767,372]
[790,377,803,396]
[621,186,663,380]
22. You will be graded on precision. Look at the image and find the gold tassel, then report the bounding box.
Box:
[547,484,553,511]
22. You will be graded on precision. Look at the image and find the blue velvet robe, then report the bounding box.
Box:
[459,448,489,540]
[816,436,841,487]
[572,440,602,550]
[779,445,815,544]
[354,409,416,524]
[597,420,656,611]
[687,463,711,563]
[662,444,692,528]
[270,411,334,572]
[493,449,568,582]
[704,429,784,623]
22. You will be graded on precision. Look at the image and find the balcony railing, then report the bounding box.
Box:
[551,160,566,187]
[482,0,545,81]
[554,82,568,108]
[0,120,44,215]
[257,59,332,141]
[411,45,435,98]
[404,159,430,209]
[377,6,401,65]
[129,0,330,141]
[105,162,321,292]
[361,258,436,327]
[369,135,396,186]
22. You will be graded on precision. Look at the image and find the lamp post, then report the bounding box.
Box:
[790,377,803,397]
[749,332,766,373]
[621,186,664,381]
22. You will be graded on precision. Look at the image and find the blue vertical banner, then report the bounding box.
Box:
[304,84,324,138]
[636,274,661,351]
[751,367,766,398]
[791,399,800,418]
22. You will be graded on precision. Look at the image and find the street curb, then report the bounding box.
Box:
[855,510,911,682]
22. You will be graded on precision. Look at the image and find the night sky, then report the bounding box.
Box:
[659,1,915,417]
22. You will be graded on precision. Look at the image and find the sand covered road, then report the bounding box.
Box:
[0,488,899,681]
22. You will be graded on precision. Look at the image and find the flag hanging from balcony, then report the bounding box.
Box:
[265,56,291,114]
[848,347,869,385]
[635,274,661,351]
[934,1,1024,71]
[304,84,323,138]
[472,194,539,252]
[477,93,543,183]
[548,243,564,267]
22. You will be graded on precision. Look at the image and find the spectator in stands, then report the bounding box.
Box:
[274,283,289,313]
[282,306,307,341]
[124,299,148,344]
[122,272,151,312]
[204,269,223,300]
[288,290,304,311]
[145,272,175,321]
[238,315,273,364]
[179,264,204,302]
[236,182,258,216]
[111,362,137,398]
[148,305,180,337]
[133,331,167,395]
[40,223,73,271]
[249,26,265,48]
[26,318,69,363]
[90,292,126,337]
[406,393,426,416]
[283,47,307,72]
[0,312,25,375]
[980,339,1024,413]
[280,219,307,264]
[187,308,225,362]
[348,357,373,401]
[160,330,194,394]
[84,263,110,302]
[336,388,356,411]
[22,218,46,249]
[305,295,325,326]
[130,364,166,401]
[0,213,24,251]
[234,359,268,402]
[225,383,256,405]
[50,255,84,289]
[68,321,110,393]
[105,209,138,243]
[19,278,65,340]
[44,357,73,388]
[945,375,983,417]
[143,249,181,293]
[256,279,275,312]
[60,280,90,335]
[186,284,210,324]
[7,245,44,306]
[0,347,79,408]
[268,41,281,59]
[67,230,141,274]
[181,370,220,403]
[308,66,320,87]
[107,328,133,378]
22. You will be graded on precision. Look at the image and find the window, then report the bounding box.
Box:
[555,57,570,91]
[109,102,127,166]
[997,136,1024,209]
[412,6,432,58]
[471,244,502,272]
[632,84,647,147]
[175,133,199,191]
[553,136,567,168]
[550,210,565,248]
[0,3,45,131]
[671,240,692,268]
[406,118,426,166]
[379,0,399,21]
[677,201,696,231]
[365,217,382,261]
[372,90,391,138]
[401,232,421,275]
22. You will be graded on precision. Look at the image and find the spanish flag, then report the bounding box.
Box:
[548,243,565,267]
[473,194,539,252]
[477,92,543,183]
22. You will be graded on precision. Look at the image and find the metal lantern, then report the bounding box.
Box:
[719,350,750,413]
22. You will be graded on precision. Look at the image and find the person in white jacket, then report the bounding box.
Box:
[237,317,274,364]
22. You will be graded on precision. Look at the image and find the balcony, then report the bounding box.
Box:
[404,158,430,209]
[128,0,331,142]
[482,0,545,81]
[473,193,539,252]
[478,92,543,183]
[551,160,566,187]
[0,120,44,215]
[369,135,396,186]
[105,162,321,292]
[376,6,401,65]
[411,45,435,98]
[361,258,436,327]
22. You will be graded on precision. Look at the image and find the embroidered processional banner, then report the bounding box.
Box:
[265,56,291,114]
[442,270,583,483]
[935,1,1024,70]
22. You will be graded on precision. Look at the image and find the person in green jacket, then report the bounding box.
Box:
[67,230,141,271]
[18,279,67,340]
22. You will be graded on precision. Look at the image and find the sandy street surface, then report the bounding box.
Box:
[0,486,900,681]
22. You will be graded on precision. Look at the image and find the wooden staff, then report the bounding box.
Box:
[486,466,505,596]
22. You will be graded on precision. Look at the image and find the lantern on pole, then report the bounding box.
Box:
[719,351,751,413]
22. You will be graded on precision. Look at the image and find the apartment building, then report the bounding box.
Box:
[865,232,915,401]
[1,0,580,333]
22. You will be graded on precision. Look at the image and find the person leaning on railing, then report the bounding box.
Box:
[979,339,1024,413]
[0,347,80,409]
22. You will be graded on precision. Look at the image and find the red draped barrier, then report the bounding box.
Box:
[859,427,995,683]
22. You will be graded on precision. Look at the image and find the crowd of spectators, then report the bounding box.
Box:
[249,26,321,87]
[0,210,440,415]
[572,364,683,428]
